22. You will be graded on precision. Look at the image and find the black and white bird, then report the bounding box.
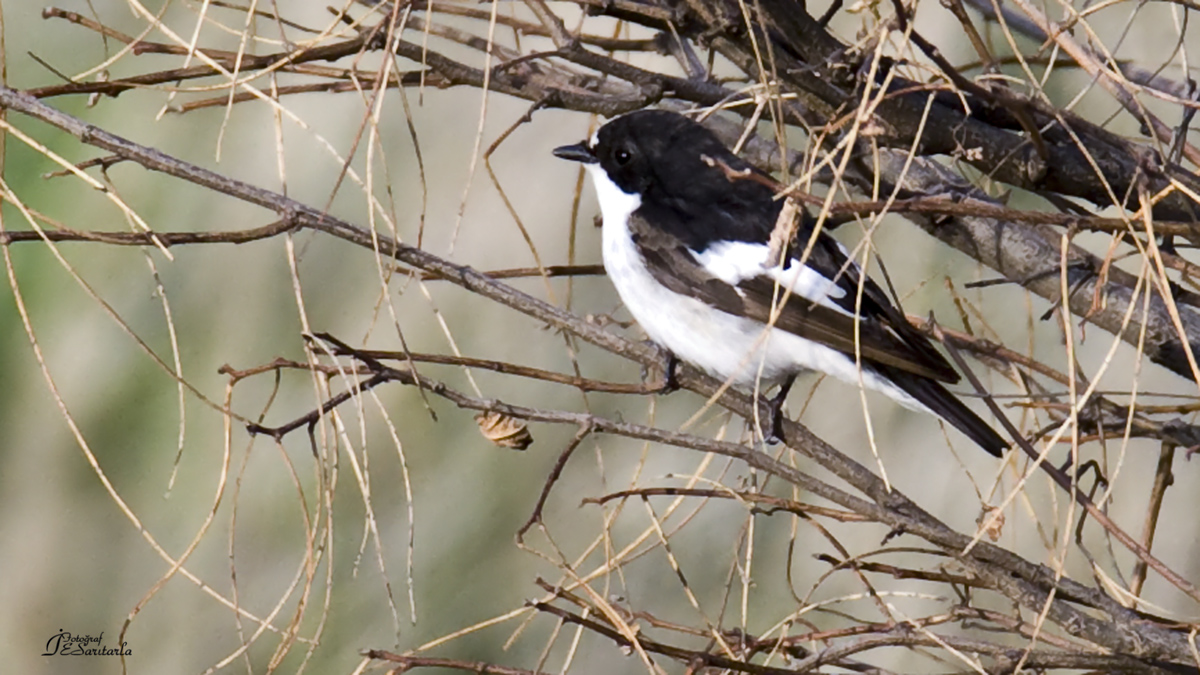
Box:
[553,109,1007,456]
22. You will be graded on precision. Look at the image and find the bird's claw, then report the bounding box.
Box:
[763,375,796,444]
[641,344,680,394]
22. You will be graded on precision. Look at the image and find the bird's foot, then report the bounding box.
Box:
[642,344,680,394]
[763,375,796,444]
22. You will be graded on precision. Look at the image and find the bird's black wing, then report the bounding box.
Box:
[784,227,961,382]
[628,214,960,383]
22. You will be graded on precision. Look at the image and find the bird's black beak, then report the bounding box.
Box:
[552,142,597,164]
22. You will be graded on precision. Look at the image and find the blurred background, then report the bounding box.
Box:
[2,1,1198,673]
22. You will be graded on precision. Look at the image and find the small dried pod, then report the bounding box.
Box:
[474,411,533,450]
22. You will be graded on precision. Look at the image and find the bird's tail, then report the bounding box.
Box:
[874,367,1009,457]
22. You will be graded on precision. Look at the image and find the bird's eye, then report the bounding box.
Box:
[614,147,632,166]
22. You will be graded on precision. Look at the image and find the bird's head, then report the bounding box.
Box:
[553,110,750,198]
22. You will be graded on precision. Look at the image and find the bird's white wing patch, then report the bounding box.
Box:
[693,240,851,315]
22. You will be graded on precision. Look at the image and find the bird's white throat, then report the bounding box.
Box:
[584,164,642,228]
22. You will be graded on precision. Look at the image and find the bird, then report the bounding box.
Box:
[552,109,1008,456]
